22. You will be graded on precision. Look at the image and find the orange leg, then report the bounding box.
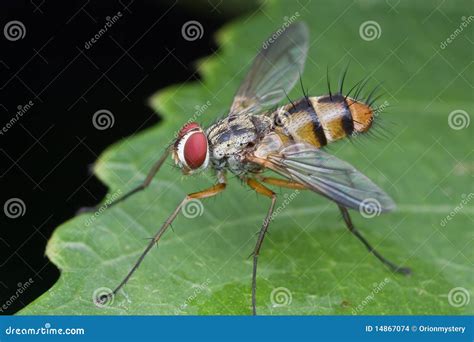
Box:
[246,179,277,315]
[189,183,226,199]
[97,178,226,306]
[257,176,307,190]
[247,178,276,198]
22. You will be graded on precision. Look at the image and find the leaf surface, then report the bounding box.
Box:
[21,0,473,315]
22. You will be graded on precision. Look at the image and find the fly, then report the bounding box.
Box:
[81,22,411,315]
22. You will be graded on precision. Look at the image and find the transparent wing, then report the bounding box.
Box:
[229,22,309,116]
[259,143,396,212]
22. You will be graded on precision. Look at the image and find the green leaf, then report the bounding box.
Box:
[21,0,473,315]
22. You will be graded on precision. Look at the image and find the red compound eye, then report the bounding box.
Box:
[182,131,208,169]
[178,122,200,138]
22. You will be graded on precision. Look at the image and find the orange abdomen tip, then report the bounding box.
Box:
[346,98,374,133]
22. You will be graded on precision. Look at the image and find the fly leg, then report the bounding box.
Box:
[246,179,277,315]
[78,147,171,214]
[257,176,307,190]
[338,205,411,275]
[96,178,226,306]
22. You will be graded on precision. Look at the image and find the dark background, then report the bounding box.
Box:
[0,0,248,314]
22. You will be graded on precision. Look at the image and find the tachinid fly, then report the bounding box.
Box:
[81,22,411,315]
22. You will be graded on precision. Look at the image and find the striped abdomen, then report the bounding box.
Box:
[271,94,374,148]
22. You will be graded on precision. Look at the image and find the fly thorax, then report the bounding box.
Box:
[207,116,259,161]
